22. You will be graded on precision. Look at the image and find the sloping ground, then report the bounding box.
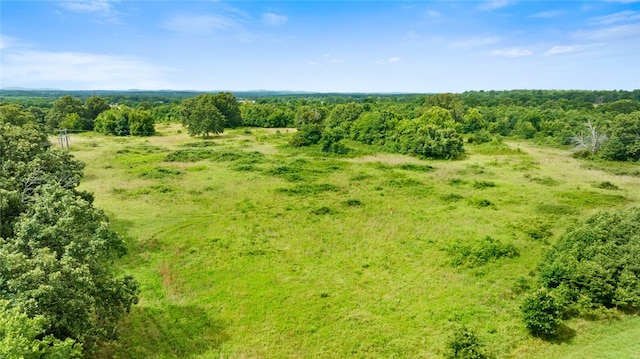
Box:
[70,126,640,358]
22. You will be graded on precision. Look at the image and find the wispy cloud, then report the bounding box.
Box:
[479,0,515,11]
[590,10,640,25]
[450,36,500,48]
[491,48,532,57]
[425,9,442,18]
[58,0,116,13]
[0,36,173,89]
[572,23,640,41]
[163,14,241,34]
[262,13,288,26]
[1,45,174,90]
[543,45,576,56]
[57,0,122,23]
[376,57,401,65]
[309,54,343,66]
[528,10,565,18]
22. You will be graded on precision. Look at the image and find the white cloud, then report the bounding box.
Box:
[163,14,240,34]
[572,23,640,41]
[262,13,288,26]
[528,10,565,18]
[58,0,116,13]
[491,48,532,57]
[376,57,401,65]
[425,10,442,18]
[591,11,640,25]
[544,45,575,56]
[1,42,174,89]
[479,0,515,11]
[451,36,500,48]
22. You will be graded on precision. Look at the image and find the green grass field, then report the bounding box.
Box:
[69,124,640,358]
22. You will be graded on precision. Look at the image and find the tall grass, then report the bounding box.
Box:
[70,126,640,358]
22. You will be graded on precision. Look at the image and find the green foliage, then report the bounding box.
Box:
[83,96,111,127]
[445,326,491,359]
[599,112,640,162]
[393,119,464,159]
[0,300,83,358]
[289,124,323,147]
[94,106,155,136]
[521,287,565,337]
[447,236,519,268]
[45,95,83,132]
[538,208,640,309]
[0,122,139,355]
[210,92,243,128]
[179,94,227,137]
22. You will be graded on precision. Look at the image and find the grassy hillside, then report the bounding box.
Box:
[69,124,640,358]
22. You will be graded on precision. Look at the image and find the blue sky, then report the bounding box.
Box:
[1,0,639,92]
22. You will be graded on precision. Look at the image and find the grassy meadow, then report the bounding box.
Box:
[68,123,640,358]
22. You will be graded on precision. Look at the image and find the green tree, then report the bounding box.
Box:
[599,111,640,162]
[0,103,38,126]
[0,120,140,355]
[94,106,154,136]
[129,109,156,136]
[538,207,640,309]
[0,301,82,359]
[211,92,242,128]
[462,108,486,133]
[83,96,111,130]
[45,95,83,132]
[60,113,84,131]
[180,94,226,137]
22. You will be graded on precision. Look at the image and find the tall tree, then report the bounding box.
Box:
[180,94,226,137]
[83,96,111,130]
[212,92,242,128]
[45,95,83,132]
[0,120,140,355]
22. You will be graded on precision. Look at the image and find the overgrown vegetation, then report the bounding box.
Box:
[2,89,640,358]
[0,110,139,356]
[522,207,640,337]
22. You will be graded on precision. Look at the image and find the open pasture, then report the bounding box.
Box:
[70,124,640,358]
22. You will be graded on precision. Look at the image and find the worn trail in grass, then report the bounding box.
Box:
[71,124,640,358]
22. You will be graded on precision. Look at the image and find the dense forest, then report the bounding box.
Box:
[1,89,639,357]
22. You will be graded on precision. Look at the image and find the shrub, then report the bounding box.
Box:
[448,236,519,268]
[445,326,491,359]
[538,207,640,309]
[521,287,564,337]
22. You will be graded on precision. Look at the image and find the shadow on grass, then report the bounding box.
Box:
[546,324,576,344]
[98,304,228,358]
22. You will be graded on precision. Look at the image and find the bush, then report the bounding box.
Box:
[521,287,564,337]
[448,236,519,268]
[445,326,491,359]
[538,207,640,309]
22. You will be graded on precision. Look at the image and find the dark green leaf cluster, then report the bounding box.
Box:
[0,113,140,356]
[522,207,640,337]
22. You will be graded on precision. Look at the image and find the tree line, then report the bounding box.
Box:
[0,106,139,357]
[1,90,638,161]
